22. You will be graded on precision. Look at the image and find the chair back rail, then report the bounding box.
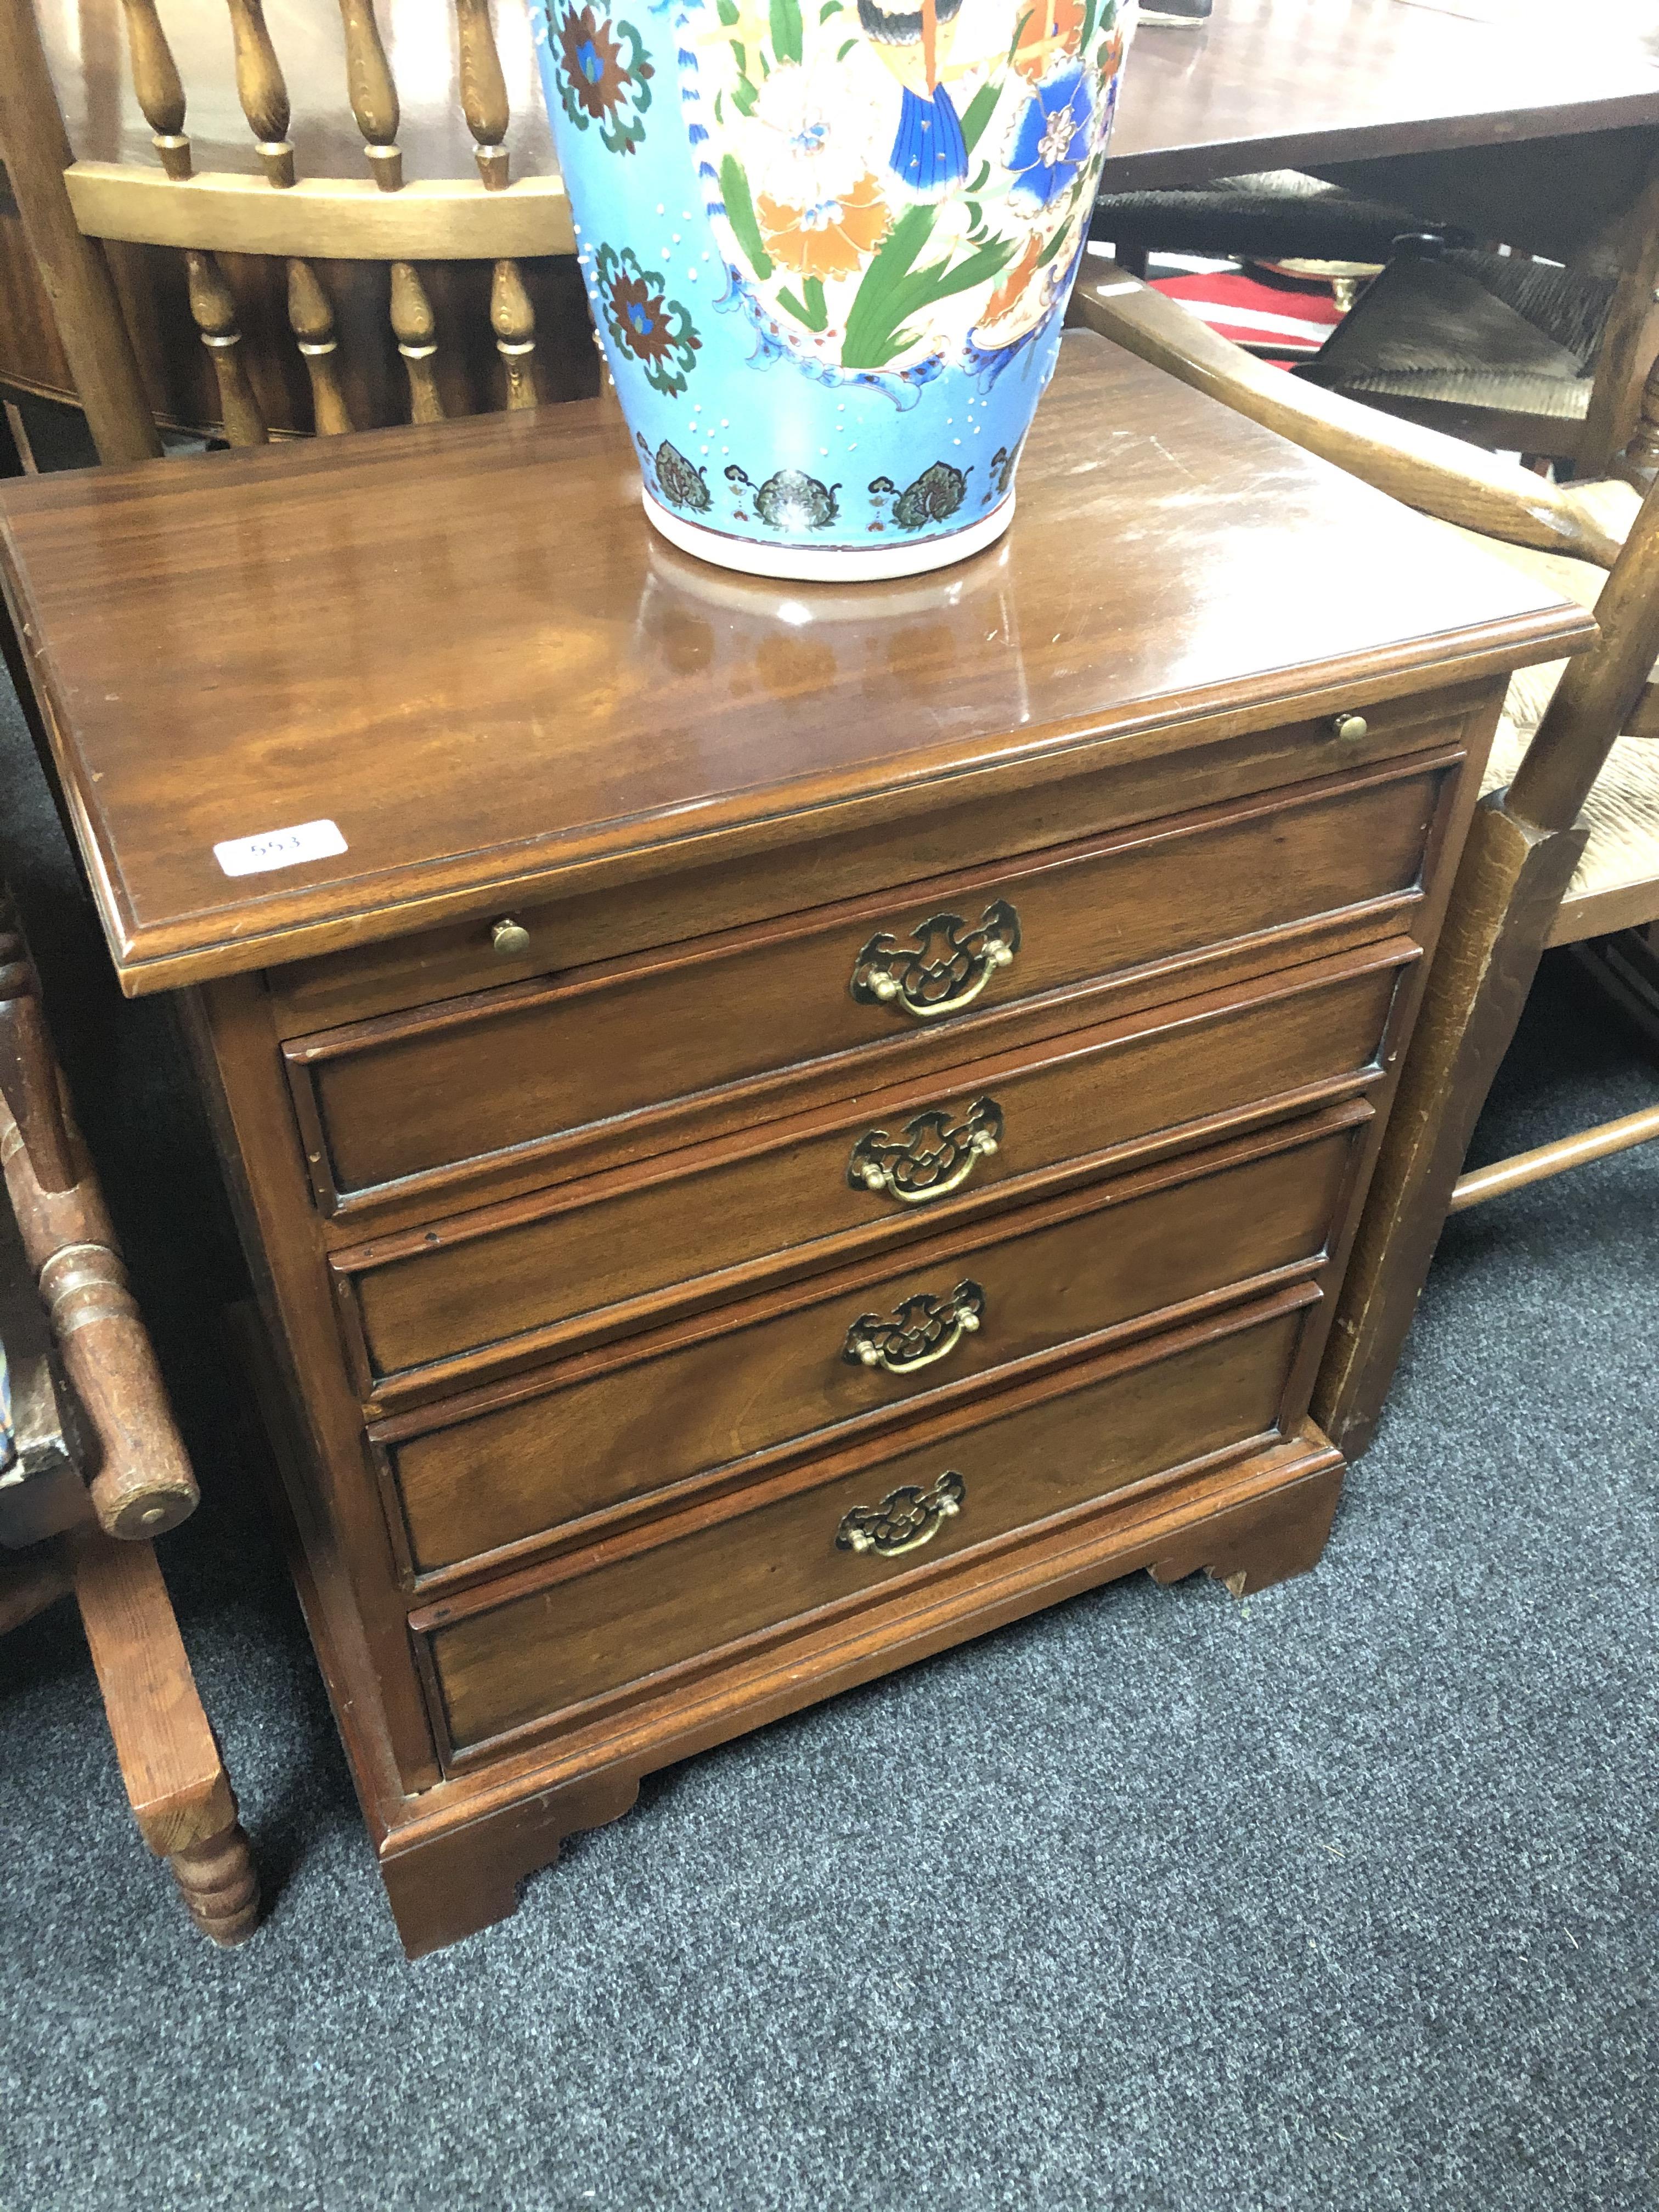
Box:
[1,0,582,447]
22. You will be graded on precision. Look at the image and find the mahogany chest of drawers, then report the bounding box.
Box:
[0,334,1593,1955]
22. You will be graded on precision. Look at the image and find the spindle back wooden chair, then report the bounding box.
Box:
[0,897,259,1945]
[0,0,582,464]
[1069,261,1659,1458]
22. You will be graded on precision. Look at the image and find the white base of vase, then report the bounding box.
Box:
[642,489,1017,582]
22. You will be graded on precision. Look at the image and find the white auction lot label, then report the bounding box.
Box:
[213,819,348,878]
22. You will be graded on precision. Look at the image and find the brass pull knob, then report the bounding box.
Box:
[851,899,1021,1020]
[1330,712,1369,741]
[844,1280,985,1376]
[847,1098,1003,1206]
[490,916,531,957]
[837,1468,964,1558]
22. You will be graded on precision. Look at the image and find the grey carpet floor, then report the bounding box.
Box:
[0,646,1652,2212]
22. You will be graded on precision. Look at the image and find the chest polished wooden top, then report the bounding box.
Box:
[0,330,1593,995]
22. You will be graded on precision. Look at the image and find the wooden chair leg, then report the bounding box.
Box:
[167,1811,260,1944]
[71,1526,261,1946]
[1312,793,1587,1459]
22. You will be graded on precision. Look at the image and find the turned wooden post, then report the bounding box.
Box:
[390,262,445,422]
[454,0,511,189]
[338,0,403,191]
[118,0,192,178]
[452,0,538,408]
[492,257,538,410]
[185,250,268,444]
[167,1815,261,1943]
[1613,351,1659,494]
[287,258,353,433]
[223,0,294,186]
[0,0,161,464]
[0,912,74,1193]
[1578,153,1659,480]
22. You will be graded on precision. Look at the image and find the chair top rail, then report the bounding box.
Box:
[64,160,574,260]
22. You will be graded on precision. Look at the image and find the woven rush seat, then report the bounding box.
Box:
[1301,250,1620,453]
[1090,168,1464,266]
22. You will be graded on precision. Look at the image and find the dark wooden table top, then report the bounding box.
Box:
[1101,0,1659,190]
[0,331,1594,995]
[34,0,1659,187]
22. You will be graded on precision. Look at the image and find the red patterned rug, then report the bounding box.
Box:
[1149,266,1346,366]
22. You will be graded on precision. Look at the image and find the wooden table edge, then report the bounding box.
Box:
[9,585,1596,996]
[1099,89,1659,193]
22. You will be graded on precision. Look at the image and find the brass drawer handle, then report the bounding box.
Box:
[490,916,531,957]
[848,1098,1003,1206]
[837,1468,965,1557]
[851,899,1020,1020]
[845,1280,985,1376]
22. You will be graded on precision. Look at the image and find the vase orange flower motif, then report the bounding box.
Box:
[533,0,1135,577]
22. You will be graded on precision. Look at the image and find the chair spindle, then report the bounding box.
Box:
[223,0,294,185]
[337,0,403,191]
[490,257,537,410]
[390,261,445,422]
[118,0,191,179]
[1614,353,1659,495]
[287,259,353,433]
[185,249,269,444]
[454,0,511,189]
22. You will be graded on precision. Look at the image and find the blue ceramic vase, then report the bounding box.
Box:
[531,0,1134,577]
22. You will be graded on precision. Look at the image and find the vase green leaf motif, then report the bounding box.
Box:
[532,0,1134,576]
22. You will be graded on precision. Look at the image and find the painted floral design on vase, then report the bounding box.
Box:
[532,0,1133,577]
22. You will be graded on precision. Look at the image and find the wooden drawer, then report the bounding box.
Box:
[286,757,1447,1213]
[266,692,1483,1036]
[334,939,1413,1395]
[376,1103,1365,1580]
[417,1288,1313,1757]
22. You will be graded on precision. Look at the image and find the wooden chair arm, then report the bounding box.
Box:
[1067,260,1625,569]
[0,907,198,1539]
[0,1116,200,1539]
